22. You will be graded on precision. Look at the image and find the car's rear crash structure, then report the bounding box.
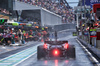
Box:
[37,41,76,60]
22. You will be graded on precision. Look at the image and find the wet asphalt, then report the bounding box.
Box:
[16,30,93,66]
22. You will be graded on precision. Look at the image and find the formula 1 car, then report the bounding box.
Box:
[37,40,76,60]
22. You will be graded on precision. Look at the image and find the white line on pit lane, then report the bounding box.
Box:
[13,52,37,66]
[76,39,99,64]
[0,43,42,61]
[13,43,43,66]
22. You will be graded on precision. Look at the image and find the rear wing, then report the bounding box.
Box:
[44,41,68,45]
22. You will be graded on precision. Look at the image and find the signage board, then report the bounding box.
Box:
[0,19,7,25]
[82,0,100,8]
[73,32,77,36]
[90,0,100,8]
[12,23,19,26]
[93,4,100,13]
[82,0,90,6]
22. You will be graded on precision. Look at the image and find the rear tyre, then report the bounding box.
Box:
[37,45,46,60]
[66,45,76,59]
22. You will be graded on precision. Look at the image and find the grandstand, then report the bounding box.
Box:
[17,0,74,23]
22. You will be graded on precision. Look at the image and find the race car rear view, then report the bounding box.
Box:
[37,40,76,60]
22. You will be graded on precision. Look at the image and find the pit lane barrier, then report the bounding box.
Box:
[76,39,100,65]
[77,37,100,61]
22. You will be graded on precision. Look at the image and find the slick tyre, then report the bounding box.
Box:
[37,45,46,60]
[67,45,76,59]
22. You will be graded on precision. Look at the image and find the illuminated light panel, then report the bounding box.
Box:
[53,49,59,56]
[55,51,58,55]
[43,43,47,49]
[64,43,69,49]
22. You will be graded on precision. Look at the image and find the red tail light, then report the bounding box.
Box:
[53,49,59,56]
[55,50,58,55]
[43,43,47,49]
[64,43,69,49]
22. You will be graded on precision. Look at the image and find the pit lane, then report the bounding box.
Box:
[0,29,94,66]
[17,30,93,66]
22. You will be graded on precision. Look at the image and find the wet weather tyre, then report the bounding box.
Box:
[67,45,76,59]
[37,45,46,60]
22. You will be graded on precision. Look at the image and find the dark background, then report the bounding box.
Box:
[0,0,14,11]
